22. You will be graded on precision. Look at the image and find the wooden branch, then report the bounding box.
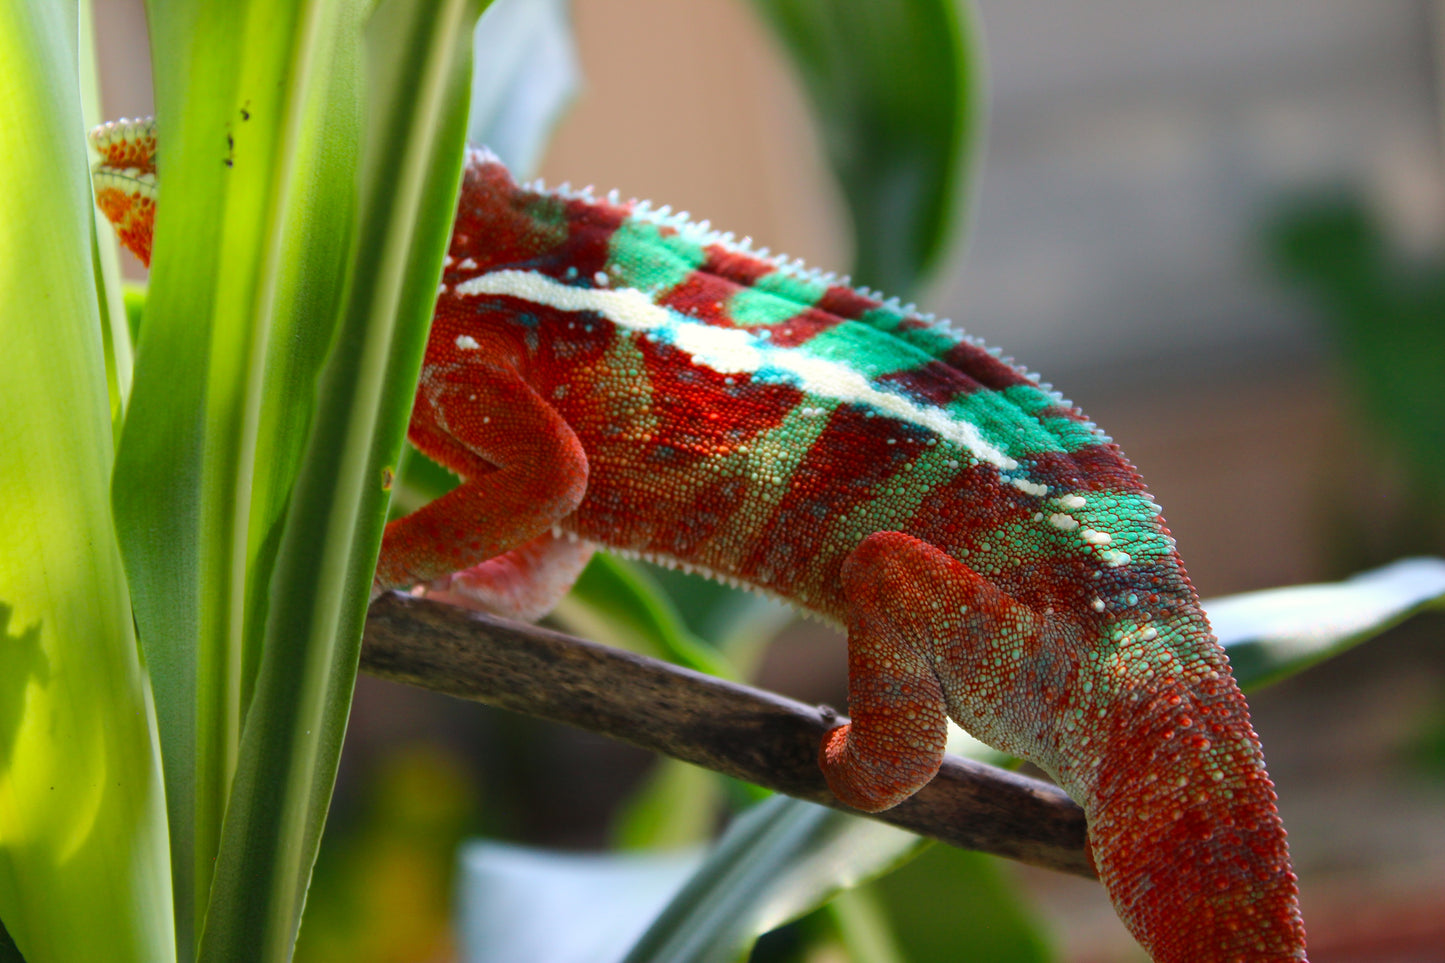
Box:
[360,591,1094,879]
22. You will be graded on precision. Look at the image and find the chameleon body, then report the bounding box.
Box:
[92,119,1307,962]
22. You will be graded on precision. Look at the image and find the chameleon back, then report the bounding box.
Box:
[434,154,1157,615]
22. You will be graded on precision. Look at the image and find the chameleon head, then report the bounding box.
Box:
[89,117,158,267]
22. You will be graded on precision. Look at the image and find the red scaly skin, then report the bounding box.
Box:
[91,121,1307,962]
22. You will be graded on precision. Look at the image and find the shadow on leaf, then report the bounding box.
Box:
[0,602,48,772]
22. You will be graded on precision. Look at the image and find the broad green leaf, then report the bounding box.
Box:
[1208,557,1445,691]
[622,797,919,963]
[0,2,173,960]
[747,0,982,296]
[825,887,908,963]
[119,0,373,948]
[197,0,487,957]
[611,760,726,851]
[867,845,1053,963]
[1267,197,1445,518]
[457,843,704,963]
[468,0,579,177]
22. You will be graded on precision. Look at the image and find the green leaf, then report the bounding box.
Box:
[116,0,377,948]
[824,887,907,963]
[121,283,147,345]
[1208,557,1445,691]
[747,0,982,296]
[867,845,1053,963]
[457,843,705,963]
[196,0,487,957]
[621,797,920,963]
[0,2,173,960]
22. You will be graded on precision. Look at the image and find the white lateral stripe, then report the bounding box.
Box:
[455,270,1019,471]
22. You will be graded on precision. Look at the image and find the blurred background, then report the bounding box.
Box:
[96,1,1445,959]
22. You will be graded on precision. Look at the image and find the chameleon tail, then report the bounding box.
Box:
[1075,647,1309,962]
[825,533,1308,962]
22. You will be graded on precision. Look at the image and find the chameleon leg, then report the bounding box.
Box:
[821,530,1047,812]
[375,369,588,593]
[820,531,952,811]
[418,531,594,621]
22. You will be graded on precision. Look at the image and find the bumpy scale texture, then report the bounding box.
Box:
[92,122,1308,963]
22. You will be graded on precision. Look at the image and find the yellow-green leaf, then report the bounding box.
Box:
[0,2,173,959]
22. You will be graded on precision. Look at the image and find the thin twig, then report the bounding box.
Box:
[360,590,1094,879]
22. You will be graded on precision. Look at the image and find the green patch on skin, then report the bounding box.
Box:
[816,439,978,559]
[1002,385,1103,454]
[798,321,935,378]
[863,307,959,360]
[594,336,658,434]
[999,385,1057,418]
[945,388,1063,458]
[733,401,837,540]
[751,267,829,306]
[1037,413,1100,453]
[1059,491,1175,572]
[727,268,833,328]
[856,305,905,333]
[522,194,572,248]
[607,219,706,294]
[728,285,806,328]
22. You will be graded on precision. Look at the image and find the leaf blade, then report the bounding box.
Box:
[0,2,173,959]
[1209,557,1445,690]
[621,797,921,963]
[748,0,983,296]
[198,0,487,956]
